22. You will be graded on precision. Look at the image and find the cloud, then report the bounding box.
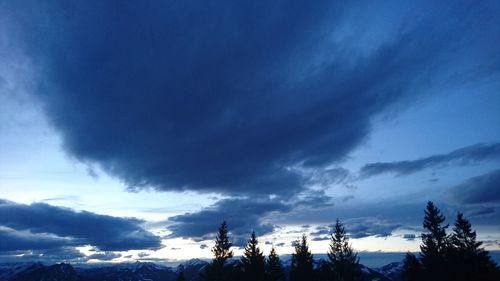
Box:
[294,190,335,209]
[138,252,151,258]
[199,244,209,250]
[447,169,500,204]
[403,234,416,241]
[0,247,87,263]
[0,199,162,252]
[2,1,497,197]
[88,252,121,261]
[360,143,500,178]
[0,227,73,251]
[465,207,496,217]
[344,218,401,239]
[167,198,289,241]
[308,218,401,240]
[311,236,330,241]
[310,226,331,237]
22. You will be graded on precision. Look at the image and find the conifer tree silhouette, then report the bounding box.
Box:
[420,201,449,280]
[202,221,234,281]
[449,212,499,281]
[240,231,266,281]
[290,234,314,281]
[401,252,422,281]
[327,219,361,281]
[212,221,233,264]
[266,246,285,281]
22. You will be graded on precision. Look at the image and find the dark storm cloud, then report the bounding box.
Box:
[360,143,500,178]
[3,0,497,196]
[0,199,162,251]
[167,198,289,240]
[447,169,500,204]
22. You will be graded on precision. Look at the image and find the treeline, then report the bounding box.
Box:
[193,219,360,281]
[176,201,498,281]
[402,201,499,281]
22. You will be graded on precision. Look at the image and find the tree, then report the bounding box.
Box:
[266,246,285,281]
[202,221,234,281]
[327,219,361,281]
[212,221,233,264]
[420,201,449,280]
[290,234,314,281]
[449,212,499,281]
[315,260,333,281]
[401,252,422,281]
[176,271,186,281]
[240,231,266,281]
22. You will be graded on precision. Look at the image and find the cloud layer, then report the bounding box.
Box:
[2,1,498,197]
[0,199,162,252]
[167,198,289,245]
[447,169,500,205]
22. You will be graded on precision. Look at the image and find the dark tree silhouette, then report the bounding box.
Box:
[176,271,186,281]
[401,252,422,281]
[240,231,266,281]
[266,246,285,281]
[327,219,361,281]
[290,234,314,281]
[212,221,233,263]
[315,260,333,281]
[401,202,500,281]
[420,201,449,280]
[449,212,499,281]
[202,221,234,281]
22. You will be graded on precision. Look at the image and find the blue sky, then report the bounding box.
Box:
[0,0,499,263]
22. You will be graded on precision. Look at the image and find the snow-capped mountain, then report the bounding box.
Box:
[375,262,403,281]
[0,259,404,281]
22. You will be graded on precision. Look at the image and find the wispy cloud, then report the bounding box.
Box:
[359,143,500,178]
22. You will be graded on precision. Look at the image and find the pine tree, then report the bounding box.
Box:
[449,212,499,281]
[420,201,449,280]
[266,246,285,281]
[176,271,186,281]
[202,221,234,281]
[315,260,333,281]
[290,234,314,281]
[212,221,233,264]
[327,219,361,281]
[240,231,266,281]
[401,252,422,281]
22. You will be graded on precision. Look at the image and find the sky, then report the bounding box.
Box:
[0,0,499,264]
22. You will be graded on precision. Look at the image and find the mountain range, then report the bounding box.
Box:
[0,259,401,281]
